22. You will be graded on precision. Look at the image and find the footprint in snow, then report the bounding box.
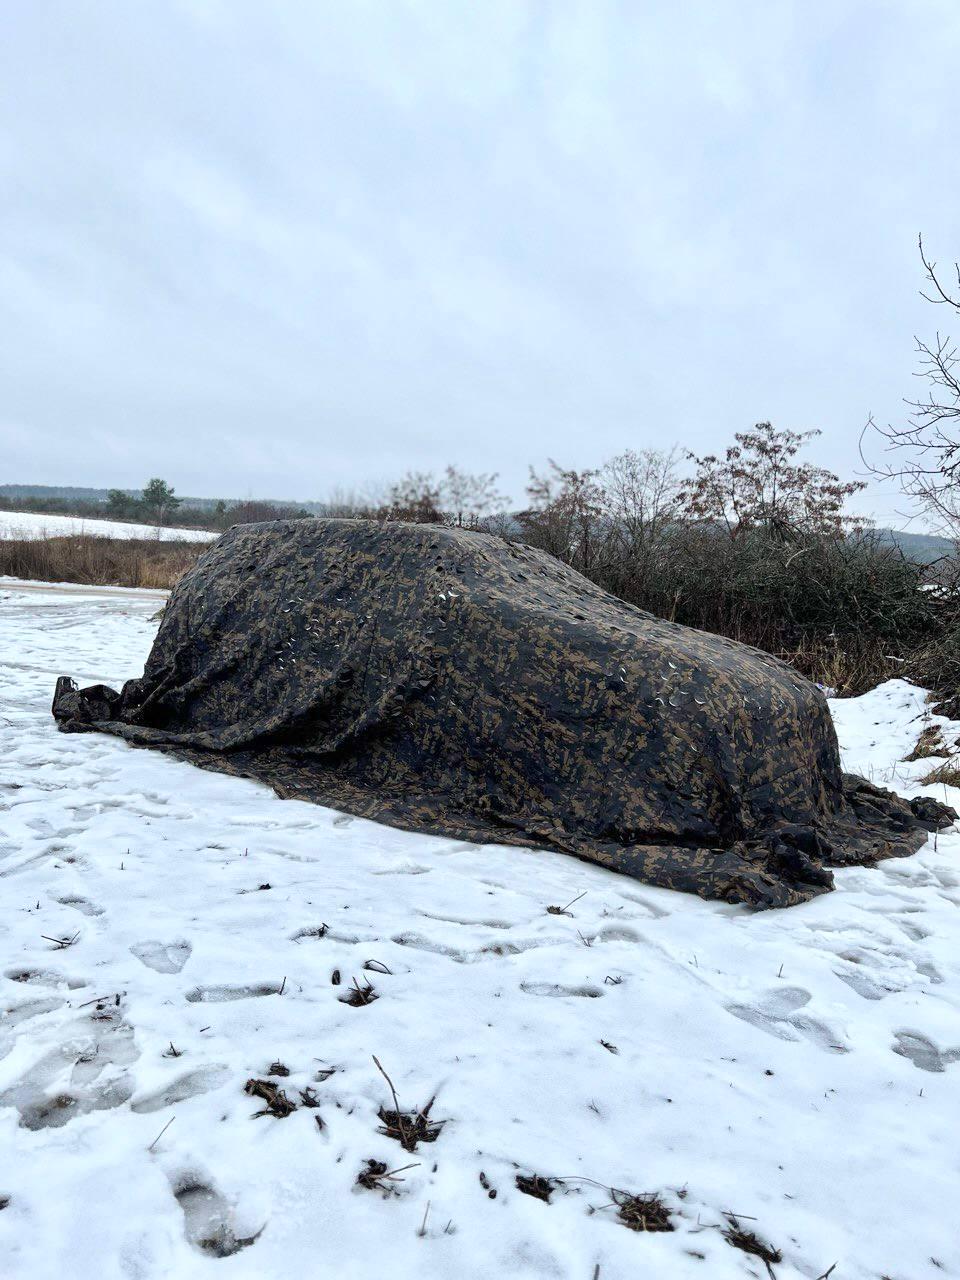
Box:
[4,967,86,989]
[68,801,123,820]
[809,925,945,996]
[618,892,671,919]
[834,969,899,1001]
[894,918,931,942]
[725,987,848,1053]
[130,940,192,975]
[831,946,943,997]
[56,895,104,917]
[916,960,944,984]
[185,983,280,1003]
[0,997,66,1062]
[131,1065,231,1113]
[172,1177,264,1257]
[24,817,55,834]
[893,1031,960,1073]
[0,1018,138,1130]
[418,910,513,929]
[2,996,65,1028]
[596,925,644,943]
[391,932,467,961]
[520,982,604,999]
[391,931,543,963]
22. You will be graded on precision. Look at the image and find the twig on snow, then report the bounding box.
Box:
[148,1117,175,1151]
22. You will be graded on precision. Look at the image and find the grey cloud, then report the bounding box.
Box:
[1,0,958,515]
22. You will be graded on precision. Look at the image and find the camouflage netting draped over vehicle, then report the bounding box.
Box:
[52,519,954,908]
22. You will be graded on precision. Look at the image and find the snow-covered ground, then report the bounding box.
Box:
[1,581,959,1280]
[0,510,218,542]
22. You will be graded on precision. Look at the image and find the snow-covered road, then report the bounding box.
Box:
[1,581,958,1280]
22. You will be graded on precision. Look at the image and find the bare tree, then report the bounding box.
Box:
[316,486,381,518]
[383,466,505,525]
[228,499,312,524]
[517,450,680,588]
[599,447,680,543]
[520,460,605,567]
[384,471,444,523]
[439,465,505,525]
[680,422,865,539]
[865,235,960,531]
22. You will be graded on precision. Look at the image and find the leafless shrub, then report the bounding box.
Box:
[516,430,938,694]
[380,465,506,526]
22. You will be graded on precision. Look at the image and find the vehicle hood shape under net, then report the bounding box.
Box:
[52,519,953,908]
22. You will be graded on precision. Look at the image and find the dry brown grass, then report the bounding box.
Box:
[770,637,898,697]
[515,1173,556,1202]
[614,1189,674,1233]
[920,759,960,788]
[355,1158,419,1193]
[905,724,947,762]
[721,1216,782,1276]
[243,1078,296,1118]
[0,535,208,589]
[372,1055,446,1152]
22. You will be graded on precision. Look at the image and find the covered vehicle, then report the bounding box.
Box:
[52,519,953,908]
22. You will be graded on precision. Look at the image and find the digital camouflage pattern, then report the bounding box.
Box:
[52,519,955,908]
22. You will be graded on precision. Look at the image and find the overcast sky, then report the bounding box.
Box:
[1,1,957,516]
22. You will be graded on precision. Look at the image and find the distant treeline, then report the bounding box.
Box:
[0,479,952,562]
[0,483,316,532]
[5,425,960,705]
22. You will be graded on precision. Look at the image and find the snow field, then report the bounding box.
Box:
[0,510,218,543]
[1,581,959,1279]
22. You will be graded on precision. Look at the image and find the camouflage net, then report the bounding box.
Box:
[52,519,954,908]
